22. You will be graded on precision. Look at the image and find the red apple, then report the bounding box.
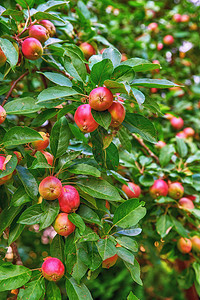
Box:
[108,101,125,127]
[157,43,163,51]
[170,117,184,130]
[0,47,7,67]
[147,22,158,32]
[173,14,182,22]
[0,155,6,171]
[185,195,196,201]
[122,182,141,198]
[151,88,158,93]
[102,243,121,268]
[149,179,168,199]
[0,173,13,185]
[39,20,56,37]
[53,213,75,236]
[178,197,194,210]
[165,113,173,120]
[155,141,166,149]
[39,176,62,200]
[58,185,80,213]
[32,132,49,151]
[176,131,186,139]
[41,151,54,166]
[29,25,49,43]
[74,104,99,133]
[163,35,174,45]
[191,236,200,253]
[42,257,65,281]
[0,105,6,124]
[177,237,192,254]
[79,42,96,60]
[89,87,113,111]
[13,151,23,164]
[181,15,190,23]
[121,53,128,61]
[183,127,195,137]
[168,182,184,200]
[22,38,43,60]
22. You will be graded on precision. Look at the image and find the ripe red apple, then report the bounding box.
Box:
[121,53,128,61]
[173,14,182,22]
[185,195,196,201]
[108,101,125,128]
[105,200,110,210]
[181,15,190,22]
[22,38,43,60]
[152,60,160,73]
[147,22,158,32]
[155,141,166,149]
[149,179,168,199]
[58,185,80,213]
[39,20,56,37]
[163,35,174,45]
[102,243,121,268]
[178,197,194,210]
[41,151,54,166]
[191,236,200,253]
[74,104,99,133]
[79,42,96,60]
[89,87,113,111]
[151,88,158,93]
[168,182,184,200]
[53,213,75,236]
[157,43,163,51]
[32,132,49,151]
[29,25,49,43]
[13,151,23,164]
[183,127,195,137]
[0,173,13,186]
[165,113,173,120]
[170,117,184,130]
[177,237,192,254]
[122,182,141,198]
[0,155,6,171]
[0,47,7,67]
[176,131,186,139]
[0,105,6,124]
[39,176,62,200]
[42,257,65,281]
[100,48,106,54]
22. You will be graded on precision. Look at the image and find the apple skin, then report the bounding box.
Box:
[149,179,168,199]
[122,182,141,198]
[58,185,80,213]
[170,117,184,130]
[108,101,125,128]
[0,173,13,185]
[39,20,56,37]
[79,42,96,60]
[74,104,99,133]
[191,236,200,253]
[168,182,184,200]
[147,22,158,32]
[185,195,196,201]
[181,15,190,22]
[176,131,186,139]
[173,14,182,22]
[89,87,113,111]
[183,127,195,137]
[102,243,121,268]
[0,155,6,171]
[29,25,49,43]
[0,47,7,67]
[155,141,166,149]
[121,53,128,61]
[32,132,50,151]
[163,35,174,45]
[39,176,62,201]
[41,151,54,166]
[0,105,6,124]
[22,38,43,60]
[178,197,194,210]
[13,151,23,164]
[42,257,65,281]
[157,43,163,51]
[177,237,192,254]
[53,213,75,236]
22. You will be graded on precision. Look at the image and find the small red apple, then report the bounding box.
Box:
[178,197,194,210]
[102,243,121,268]
[74,104,99,133]
[147,22,158,32]
[170,117,184,130]
[32,132,49,151]
[0,47,7,67]
[157,43,163,51]
[22,38,43,60]
[163,35,174,45]
[0,105,6,124]
[58,185,80,213]
[181,15,190,23]
[13,151,23,164]
[108,101,125,128]
[79,42,96,60]
[42,257,65,281]
[151,88,158,93]
[155,141,166,149]
[176,131,186,139]
[149,179,168,199]
[89,87,113,111]
[39,20,56,37]
[177,237,192,254]
[29,25,49,43]
[39,176,62,200]
[191,236,200,253]
[173,14,182,22]
[41,151,54,166]
[183,127,195,137]
[53,213,75,236]
[168,182,184,200]
[122,182,141,198]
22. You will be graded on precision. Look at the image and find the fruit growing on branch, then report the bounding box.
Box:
[39,20,56,37]
[58,185,80,213]
[177,237,192,254]
[89,87,113,111]
[0,105,6,124]
[53,213,75,236]
[74,104,99,133]
[122,182,141,198]
[39,176,62,200]
[29,25,49,43]
[32,132,49,151]
[41,257,65,281]
[191,236,200,253]
[178,197,194,210]
[0,46,7,67]
[149,179,168,199]
[108,101,125,127]
[79,42,96,60]
[22,37,43,60]
[168,182,184,200]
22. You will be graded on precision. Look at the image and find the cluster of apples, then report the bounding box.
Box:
[74,86,125,133]
[147,23,174,47]
[177,236,200,254]
[165,113,195,139]
[21,20,56,61]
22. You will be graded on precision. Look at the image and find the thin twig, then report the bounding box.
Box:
[10,242,23,265]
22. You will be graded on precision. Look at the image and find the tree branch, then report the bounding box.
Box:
[132,133,159,164]
[10,242,23,265]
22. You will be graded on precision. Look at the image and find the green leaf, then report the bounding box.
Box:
[0,264,32,292]
[170,216,188,237]
[139,174,154,187]
[57,104,76,120]
[16,166,38,200]
[37,87,78,102]
[38,72,72,87]
[33,11,65,23]
[68,213,86,234]
[50,116,70,158]
[66,277,93,300]
[123,113,157,143]
[91,59,113,85]
[118,127,132,152]
[96,239,117,260]
[176,137,188,158]
[10,187,32,207]
[77,178,122,201]
[113,199,146,228]
[17,277,45,300]
[131,79,179,88]
[31,109,58,127]
[4,97,42,115]
[121,58,160,72]
[159,144,175,167]
[78,205,102,227]
[115,236,138,252]
[0,38,18,68]
[18,204,43,225]
[0,154,17,179]
[64,48,87,82]
[131,88,145,105]
[124,260,142,285]
[16,0,35,9]
[104,80,130,94]
[106,142,119,170]
[50,234,65,262]
[156,215,173,238]
[39,200,59,231]
[91,110,111,130]
[90,129,105,168]
[46,282,61,300]
[102,47,121,68]
[76,226,99,243]
[68,163,101,177]
[0,206,23,237]
[8,223,25,245]
[111,65,135,83]
[117,247,135,265]
[3,127,43,147]
[127,291,139,300]
[193,262,200,285]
